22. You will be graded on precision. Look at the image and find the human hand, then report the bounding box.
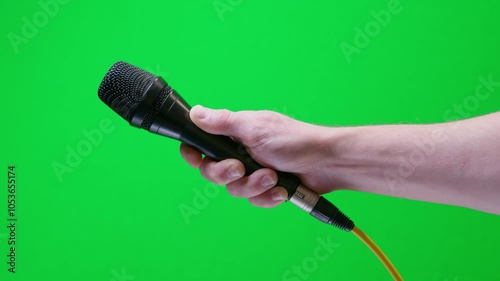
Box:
[179,105,338,208]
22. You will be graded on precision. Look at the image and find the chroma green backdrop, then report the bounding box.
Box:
[1,0,499,280]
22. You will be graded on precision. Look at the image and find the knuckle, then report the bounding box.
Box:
[216,109,233,127]
[248,197,261,207]
[248,197,272,208]
[210,168,228,185]
[199,167,211,182]
[202,159,244,186]
[226,182,240,197]
[246,126,271,147]
[199,165,222,185]
[244,111,287,148]
[264,111,288,132]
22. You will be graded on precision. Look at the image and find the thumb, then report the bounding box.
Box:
[190,105,242,138]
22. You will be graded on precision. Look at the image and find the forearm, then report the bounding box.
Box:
[322,112,500,214]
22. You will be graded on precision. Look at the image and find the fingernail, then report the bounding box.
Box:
[227,167,243,179]
[271,188,287,202]
[260,175,275,188]
[195,105,207,119]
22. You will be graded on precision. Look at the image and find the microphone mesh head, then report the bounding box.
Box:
[98,61,157,122]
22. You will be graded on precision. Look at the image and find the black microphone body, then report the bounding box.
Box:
[98,61,354,231]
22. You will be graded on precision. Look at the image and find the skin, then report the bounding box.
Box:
[180,105,500,214]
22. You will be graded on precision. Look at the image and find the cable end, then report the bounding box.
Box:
[310,196,355,231]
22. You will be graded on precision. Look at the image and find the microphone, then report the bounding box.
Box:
[97,61,354,231]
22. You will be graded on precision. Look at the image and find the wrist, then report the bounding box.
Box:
[315,126,355,169]
[313,125,388,191]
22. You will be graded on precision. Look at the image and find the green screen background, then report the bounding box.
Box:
[2,0,499,280]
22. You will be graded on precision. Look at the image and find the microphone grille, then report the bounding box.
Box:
[98,61,157,122]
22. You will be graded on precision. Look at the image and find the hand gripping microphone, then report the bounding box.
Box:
[97,61,354,231]
[97,61,405,281]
